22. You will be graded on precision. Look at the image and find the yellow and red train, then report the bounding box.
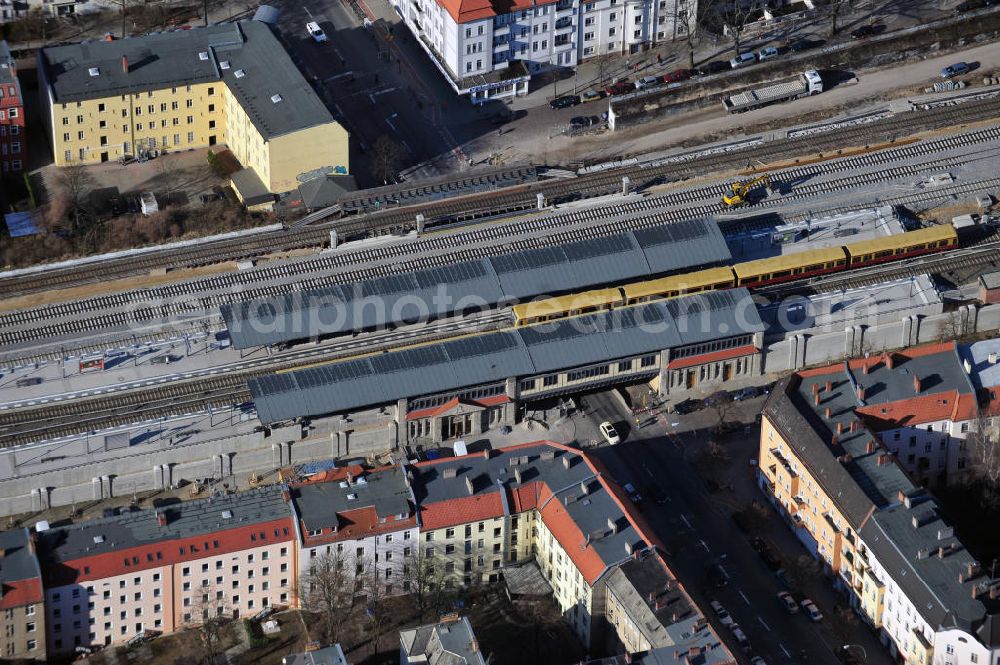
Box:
[512,225,957,327]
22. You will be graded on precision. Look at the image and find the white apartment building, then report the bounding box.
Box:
[392,0,696,102]
[288,465,417,597]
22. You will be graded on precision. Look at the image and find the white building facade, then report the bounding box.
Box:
[392,0,696,102]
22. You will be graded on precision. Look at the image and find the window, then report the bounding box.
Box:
[26,640,35,651]
[446,528,455,538]
[186,116,193,124]
[608,27,616,36]
[186,99,193,108]
[187,132,194,143]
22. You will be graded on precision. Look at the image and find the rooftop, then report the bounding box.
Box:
[222,217,731,349]
[410,441,659,585]
[585,625,733,665]
[605,549,694,649]
[290,464,412,533]
[399,615,486,665]
[980,271,1000,291]
[250,289,763,424]
[0,528,43,609]
[282,644,348,665]
[0,40,17,87]
[37,485,291,585]
[39,21,333,140]
[961,339,1000,391]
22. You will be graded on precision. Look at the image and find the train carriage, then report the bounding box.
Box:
[733,247,848,287]
[844,224,957,266]
[622,266,736,305]
[512,287,625,327]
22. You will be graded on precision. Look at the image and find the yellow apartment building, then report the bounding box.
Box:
[38,21,348,203]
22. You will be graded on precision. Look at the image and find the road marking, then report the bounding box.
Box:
[324,71,355,82]
[698,539,710,552]
[757,617,771,631]
[739,590,750,605]
[779,644,790,658]
[680,514,693,529]
[643,463,655,478]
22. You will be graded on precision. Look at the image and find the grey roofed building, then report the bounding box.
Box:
[290,465,411,532]
[960,339,1000,391]
[399,615,486,665]
[36,485,289,569]
[39,21,333,140]
[231,168,275,206]
[605,548,694,649]
[249,289,763,424]
[221,217,730,350]
[297,174,358,210]
[282,644,348,665]
[859,493,988,632]
[0,527,43,586]
[409,442,649,581]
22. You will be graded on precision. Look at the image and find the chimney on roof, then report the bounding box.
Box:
[648,590,656,602]
[857,386,866,401]
[483,449,491,460]
[837,422,844,435]
[607,516,618,534]
[863,362,871,375]
[624,653,633,664]
[156,512,167,527]
[938,527,954,541]
[914,375,922,394]
[281,490,291,503]
[813,383,821,395]
[886,353,896,370]
[465,477,474,495]
[831,435,839,446]
[580,481,589,496]
[470,639,479,653]
[917,548,929,560]
[346,471,354,485]
[850,420,859,433]
[866,439,877,454]
[122,55,128,74]
[815,392,822,407]
[654,597,668,611]
[937,546,946,559]
[968,562,981,578]
[825,407,832,419]
[514,468,522,484]
[877,453,889,466]
[688,646,702,658]
[0,547,5,558]
[625,541,634,555]
[562,457,571,470]
[541,450,555,461]
[972,584,979,599]
[898,489,907,503]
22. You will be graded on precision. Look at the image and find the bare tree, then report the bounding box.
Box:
[939,310,974,344]
[55,162,96,237]
[297,549,350,645]
[156,156,183,204]
[829,605,860,648]
[827,0,851,36]
[701,0,765,55]
[360,555,391,657]
[784,554,821,594]
[707,390,734,435]
[968,406,1000,508]
[183,585,232,665]
[369,135,404,185]
[403,547,439,619]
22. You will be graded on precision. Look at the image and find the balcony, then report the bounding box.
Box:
[555,0,574,12]
[554,16,573,30]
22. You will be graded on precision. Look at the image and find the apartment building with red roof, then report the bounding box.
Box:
[0,528,45,661]
[0,41,25,176]
[35,485,295,656]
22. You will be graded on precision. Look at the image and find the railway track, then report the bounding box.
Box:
[0,312,510,448]
[4,126,1000,352]
[2,95,999,300]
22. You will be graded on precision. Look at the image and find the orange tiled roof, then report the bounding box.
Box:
[437,0,560,24]
[0,578,42,609]
[420,492,505,531]
[296,464,365,485]
[301,506,417,546]
[856,390,978,430]
[667,344,757,370]
[799,341,958,378]
[538,488,608,585]
[406,395,510,422]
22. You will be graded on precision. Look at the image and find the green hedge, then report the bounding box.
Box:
[242,618,268,649]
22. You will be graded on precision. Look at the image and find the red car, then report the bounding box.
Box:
[663,68,692,84]
[605,80,632,96]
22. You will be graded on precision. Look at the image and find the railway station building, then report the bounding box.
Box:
[758,343,1000,665]
[38,21,348,202]
[249,289,764,451]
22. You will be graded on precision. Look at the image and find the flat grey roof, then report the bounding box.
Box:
[40,21,333,140]
[291,465,411,532]
[400,616,486,665]
[250,289,761,424]
[222,217,731,349]
[37,485,289,566]
[282,645,348,665]
[605,549,693,649]
[0,41,18,87]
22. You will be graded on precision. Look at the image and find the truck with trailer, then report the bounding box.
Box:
[722,70,823,113]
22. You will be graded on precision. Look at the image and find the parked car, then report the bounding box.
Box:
[15,377,43,387]
[646,485,669,504]
[788,38,824,52]
[600,421,621,445]
[580,89,605,103]
[605,80,633,96]
[730,624,751,652]
[663,68,692,83]
[709,600,734,627]
[757,46,779,61]
[673,398,702,415]
[850,24,884,38]
[570,115,600,129]
[623,482,642,503]
[699,60,729,75]
[941,62,970,78]
[306,21,327,42]
[730,52,756,68]
[635,75,661,90]
[733,386,761,401]
[752,537,783,570]
[549,95,580,109]
[777,591,798,614]
[801,599,824,621]
[150,354,181,365]
[706,562,728,588]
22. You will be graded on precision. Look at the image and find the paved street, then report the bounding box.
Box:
[572,387,892,665]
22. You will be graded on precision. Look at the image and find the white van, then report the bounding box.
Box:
[730,52,756,68]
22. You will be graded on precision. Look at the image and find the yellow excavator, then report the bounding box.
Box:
[722,173,774,207]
